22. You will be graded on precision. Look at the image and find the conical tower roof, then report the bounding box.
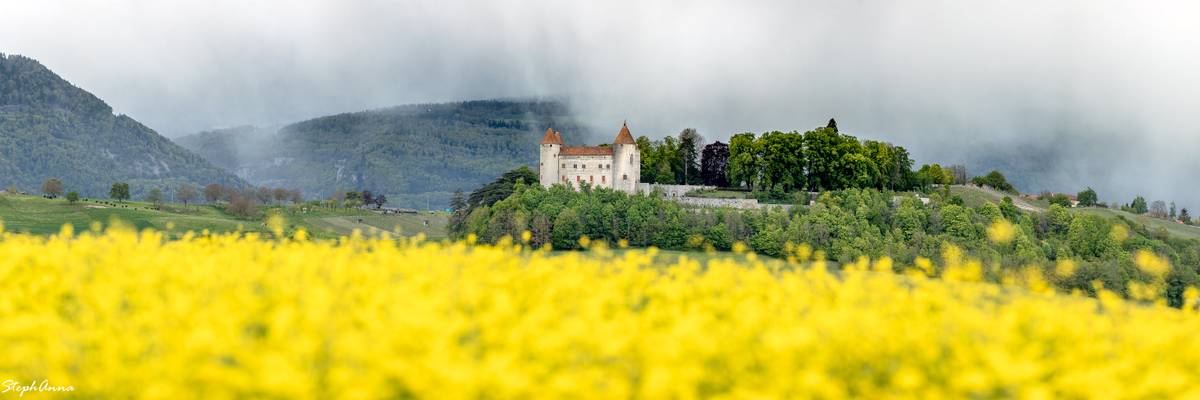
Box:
[614,121,635,145]
[540,127,563,145]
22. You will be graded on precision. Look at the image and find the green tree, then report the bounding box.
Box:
[889,146,915,190]
[1077,187,1098,207]
[999,197,1021,221]
[971,170,1015,192]
[677,128,704,185]
[842,152,879,189]
[1047,204,1074,235]
[978,202,1002,222]
[551,208,583,250]
[803,127,861,190]
[636,136,658,183]
[466,167,538,212]
[109,182,130,202]
[727,132,759,189]
[1047,193,1072,208]
[749,225,785,257]
[756,131,805,192]
[893,198,927,241]
[1067,214,1119,260]
[65,191,79,204]
[940,204,977,244]
[861,141,895,189]
[1131,196,1148,214]
[915,164,952,188]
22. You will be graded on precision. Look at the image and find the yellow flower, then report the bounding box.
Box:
[986,219,1015,244]
[1135,250,1170,278]
[1055,259,1077,278]
[1110,224,1129,243]
[0,226,1195,398]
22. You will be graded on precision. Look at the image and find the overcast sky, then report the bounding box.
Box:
[3,0,1199,205]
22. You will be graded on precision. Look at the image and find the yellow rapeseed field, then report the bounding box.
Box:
[2,221,1200,399]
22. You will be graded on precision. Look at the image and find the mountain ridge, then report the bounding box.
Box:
[0,53,248,198]
[174,99,585,208]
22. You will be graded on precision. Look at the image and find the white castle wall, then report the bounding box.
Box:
[612,143,639,193]
[635,183,792,210]
[538,143,560,187]
[558,155,615,190]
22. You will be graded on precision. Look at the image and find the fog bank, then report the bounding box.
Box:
[3,0,1198,205]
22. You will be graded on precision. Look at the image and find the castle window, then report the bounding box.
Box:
[601,176,606,183]
[561,163,565,168]
[623,174,628,181]
[573,164,578,169]
[606,164,610,169]
[589,176,594,183]
[576,176,580,182]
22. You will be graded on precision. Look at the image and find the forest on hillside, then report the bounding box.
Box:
[175,100,586,209]
[454,181,1200,307]
[0,54,246,198]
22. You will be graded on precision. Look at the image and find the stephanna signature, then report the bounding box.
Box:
[1,380,75,397]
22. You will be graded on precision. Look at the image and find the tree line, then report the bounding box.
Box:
[451,180,1200,307]
[632,120,996,194]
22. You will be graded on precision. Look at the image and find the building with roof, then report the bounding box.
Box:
[539,122,641,193]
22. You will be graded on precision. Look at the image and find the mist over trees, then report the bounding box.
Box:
[174,100,580,210]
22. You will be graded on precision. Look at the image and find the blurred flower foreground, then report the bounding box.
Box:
[1,223,1200,399]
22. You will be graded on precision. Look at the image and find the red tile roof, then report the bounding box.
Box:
[614,122,635,144]
[560,146,613,156]
[540,127,564,145]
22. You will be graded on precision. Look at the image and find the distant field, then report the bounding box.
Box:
[0,194,448,239]
[949,185,1046,211]
[303,213,448,239]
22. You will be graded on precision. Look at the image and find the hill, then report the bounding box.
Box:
[0,193,447,240]
[950,184,1200,241]
[0,54,246,198]
[175,100,584,209]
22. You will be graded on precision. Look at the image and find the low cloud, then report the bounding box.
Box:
[3,0,1198,205]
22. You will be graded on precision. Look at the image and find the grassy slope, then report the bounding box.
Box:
[1076,207,1200,241]
[687,190,752,199]
[950,185,1200,241]
[0,194,448,239]
[949,185,1047,212]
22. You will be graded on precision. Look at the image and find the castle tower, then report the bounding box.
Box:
[611,122,640,193]
[538,127,562,188]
